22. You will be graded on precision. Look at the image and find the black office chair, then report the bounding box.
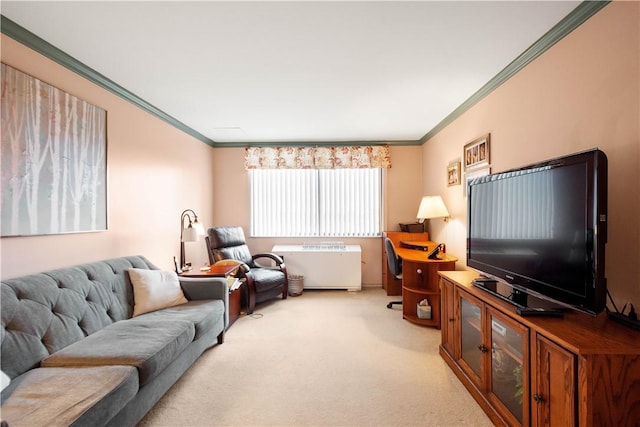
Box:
[385,237,403,309]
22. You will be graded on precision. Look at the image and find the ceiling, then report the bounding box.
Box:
[1,1,588,146]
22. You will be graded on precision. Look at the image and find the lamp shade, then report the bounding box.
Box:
[182,226,198,242]
[416,195,450,220]
[179,208,205,271]
[193,220,205,236]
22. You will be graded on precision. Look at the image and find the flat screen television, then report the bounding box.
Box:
[466,148,608,316]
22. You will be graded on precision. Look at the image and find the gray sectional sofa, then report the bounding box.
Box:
[0,255,228,426]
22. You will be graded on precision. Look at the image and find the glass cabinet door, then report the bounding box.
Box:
[488,308,529,426]
[458,291,483,382]
[441,278,456,357]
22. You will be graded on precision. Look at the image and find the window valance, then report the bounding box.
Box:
[244,145,391,169]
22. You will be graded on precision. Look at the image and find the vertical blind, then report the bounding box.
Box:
[250,168,381,237]
[471,168,554,240]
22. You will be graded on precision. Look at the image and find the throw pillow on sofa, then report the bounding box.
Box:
[1,370,10,391]
[128,268,188,316]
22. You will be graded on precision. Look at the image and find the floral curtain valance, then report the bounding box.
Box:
[244,145,391,169]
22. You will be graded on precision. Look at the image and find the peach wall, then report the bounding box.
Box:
[422,2,640,309]
[211,145,423,286]
[1,35,216,278]
[385,146,425,228]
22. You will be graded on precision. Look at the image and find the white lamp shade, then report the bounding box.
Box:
[416,195,450,220]
[193,220,205,236]
[182,226,199,242]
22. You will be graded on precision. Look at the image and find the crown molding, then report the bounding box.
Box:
[419,0,610,144]
[213,139,423,148]
[1,15,216,147]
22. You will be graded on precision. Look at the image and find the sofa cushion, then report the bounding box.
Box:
[250,268,286,293]
[42,319,195,386]
[136,299,225,340]
[1,366,138,427]
[128,268,188,317]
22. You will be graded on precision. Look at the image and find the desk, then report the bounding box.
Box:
[396,247,457,328]
[382,231,429,295]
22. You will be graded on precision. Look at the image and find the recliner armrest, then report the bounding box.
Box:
[252,252,285,267]
[236,262,252,275]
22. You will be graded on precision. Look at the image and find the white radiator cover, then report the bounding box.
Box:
[271,244,362,291]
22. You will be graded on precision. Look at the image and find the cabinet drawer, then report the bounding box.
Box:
[403,260,448,291]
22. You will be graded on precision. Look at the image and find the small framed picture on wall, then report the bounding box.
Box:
[463,133,490,171]
[447,161,461,186]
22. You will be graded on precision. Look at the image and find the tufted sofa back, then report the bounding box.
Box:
[1,255,157,379]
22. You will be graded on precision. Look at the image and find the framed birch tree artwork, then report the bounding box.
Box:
[1,63,107,236]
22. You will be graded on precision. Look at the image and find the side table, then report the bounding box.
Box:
[178,264,240,278]
[179,264,243,329]
[227,279,244,328]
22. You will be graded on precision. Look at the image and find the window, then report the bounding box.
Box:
[250,168,382,237]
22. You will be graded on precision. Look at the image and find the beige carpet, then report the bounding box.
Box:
[139,288,492,427]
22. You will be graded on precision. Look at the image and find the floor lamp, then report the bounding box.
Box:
[180,209,205,271]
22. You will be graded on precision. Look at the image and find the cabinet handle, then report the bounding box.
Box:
[478,344,488,353]
[448,318,454,322]
[533,393,544,403]
[416,269,423,275]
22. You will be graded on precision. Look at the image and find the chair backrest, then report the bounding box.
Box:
[206,226,254,266]
[384,238,402,278]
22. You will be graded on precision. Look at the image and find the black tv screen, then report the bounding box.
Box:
[467,149,607,315]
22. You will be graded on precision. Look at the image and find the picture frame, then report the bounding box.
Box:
[1,63,107,237]
[463,133,490,171]
[447,161,461,186]
[464,167,491,197]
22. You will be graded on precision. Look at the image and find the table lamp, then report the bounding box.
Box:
[416,195,450,224]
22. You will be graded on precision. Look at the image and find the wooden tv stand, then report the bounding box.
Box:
[439,270,640,426]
